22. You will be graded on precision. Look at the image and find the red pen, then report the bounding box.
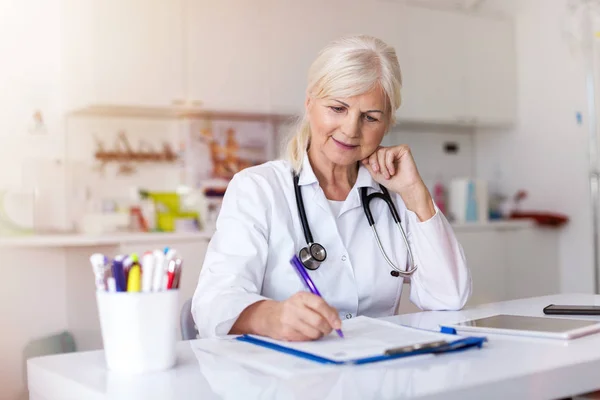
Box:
[172,259,183,289]
[166,259,176,289]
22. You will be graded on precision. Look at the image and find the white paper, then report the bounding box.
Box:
[248,316,454,362]
[190,316,464,378]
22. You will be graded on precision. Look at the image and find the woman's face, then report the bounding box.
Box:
[306,86,389,167]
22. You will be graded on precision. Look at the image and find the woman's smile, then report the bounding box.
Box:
[331,137,359,150]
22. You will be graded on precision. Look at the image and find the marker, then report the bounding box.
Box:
[152,250,165,292]
[89,253,108,292]
[141,251,155,292]
[111,255,126,292]
[166,259,177,290]
[107,277,117,292]
[172,258,183,289]
[127,263,141,292]
[162,248,177,291]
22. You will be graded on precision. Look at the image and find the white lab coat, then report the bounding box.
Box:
[192,154,471,338]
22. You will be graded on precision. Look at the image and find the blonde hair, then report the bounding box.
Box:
[282,34,403,172]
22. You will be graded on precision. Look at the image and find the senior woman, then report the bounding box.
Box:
[192,35,471,341]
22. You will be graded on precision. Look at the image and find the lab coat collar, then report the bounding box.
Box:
[297,153,318,186]
[296,153,378,190]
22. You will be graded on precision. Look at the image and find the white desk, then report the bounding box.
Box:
[28,294,600,400]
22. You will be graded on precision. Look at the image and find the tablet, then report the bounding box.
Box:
[441,314,600,340]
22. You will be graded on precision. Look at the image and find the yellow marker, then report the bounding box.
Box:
[127,264,141,292]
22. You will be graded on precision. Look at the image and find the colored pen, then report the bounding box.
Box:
[289,255,344,338]
[127,253,141,292]
[162,248,177,291]
[172,258,183,289]
[89,253,108,291]
[141,251,155,292]
[107,277,117,292]
[166,259,176,289]
[111,255,127,292]
[152,249,165,291]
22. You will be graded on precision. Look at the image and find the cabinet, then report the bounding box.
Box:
[398,6,467,124]
[458,226,559,306]
[265,2,516,126]
[464,16,517,126]
[0,0,64,186]
[398,7,516,126]
[63,0,185,109]
[60,0,516,124]
[266,0,371,116]
[185,0,271,113]
[398,225,560,315]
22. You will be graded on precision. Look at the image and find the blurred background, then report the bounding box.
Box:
[2,0,600,398]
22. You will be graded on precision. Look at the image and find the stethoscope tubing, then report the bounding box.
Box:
[294,172,418,277]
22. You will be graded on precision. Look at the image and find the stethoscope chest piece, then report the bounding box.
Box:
[299,242,327,270]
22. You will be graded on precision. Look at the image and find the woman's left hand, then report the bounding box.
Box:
[361,145,423,194]
[362,145,436,221]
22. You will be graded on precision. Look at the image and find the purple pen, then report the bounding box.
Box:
[111,255,127,292]
[290,255,344,338]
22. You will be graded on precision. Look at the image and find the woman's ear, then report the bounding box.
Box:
[305,94,313,112]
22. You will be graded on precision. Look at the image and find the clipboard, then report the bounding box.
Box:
[235,316,487,365]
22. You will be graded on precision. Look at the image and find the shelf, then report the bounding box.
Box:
[0,231,213,248]
[69,104,292,122]
[450,219,535,231]
[0,220,539,248]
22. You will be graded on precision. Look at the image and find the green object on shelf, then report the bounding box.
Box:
[156,211,199,232]
[140,191,180,213]
[140,190,199,232]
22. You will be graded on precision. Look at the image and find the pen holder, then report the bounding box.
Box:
[96,290,179,374]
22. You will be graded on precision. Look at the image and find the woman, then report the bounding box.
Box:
[192,35,471,341]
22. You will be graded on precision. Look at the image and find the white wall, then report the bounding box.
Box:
[384,126,475,191]
[475,0,595,293]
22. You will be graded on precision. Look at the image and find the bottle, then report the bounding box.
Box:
[465,180,478,222]
[433,179,447,215]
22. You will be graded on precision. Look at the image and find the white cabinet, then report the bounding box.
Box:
[398,7,467,124]
[266,0,413,117]
[184,0,271,113]
[465,16,517,126]
[58,0,516,123]
[365,224,560,315]
[398,7,516,126]
[0,0,63,133]
[457,229,509,305]
[456,226,559,307]
[63,0,185,109]
[266,3,516,126]
[267,0,371,116]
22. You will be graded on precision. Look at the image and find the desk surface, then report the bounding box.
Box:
[28,294,600,400]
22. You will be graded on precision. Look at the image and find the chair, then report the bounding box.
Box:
[180,298,198,340]
[22,331,77,400]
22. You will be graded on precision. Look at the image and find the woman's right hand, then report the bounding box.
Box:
[231,292,342,341]
[267,292,342,341]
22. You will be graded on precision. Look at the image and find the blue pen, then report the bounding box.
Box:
[290,255,344,338]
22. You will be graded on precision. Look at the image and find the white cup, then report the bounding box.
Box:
[96,290,179,373]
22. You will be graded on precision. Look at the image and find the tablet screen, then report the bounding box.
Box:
[455,314,599,333]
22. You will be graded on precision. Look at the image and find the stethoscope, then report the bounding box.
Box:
[293,173,418,278]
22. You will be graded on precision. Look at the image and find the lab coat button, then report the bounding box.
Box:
[341,255,347,261]
[345,313,353,319]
